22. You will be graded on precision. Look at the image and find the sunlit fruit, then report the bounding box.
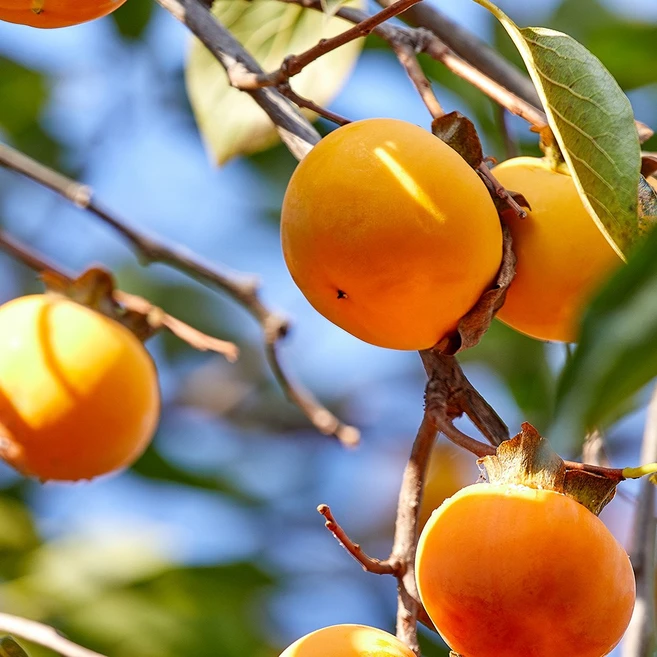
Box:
[492,156,623,342]
[418,441,475,531]
[416,482,635,657]
[0,0,127,28]
[279,624,415,657]
[0,294,160,481]
[281,118,503,350]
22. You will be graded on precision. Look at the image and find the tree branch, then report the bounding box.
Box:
[622,386,657,657]
[0,614,106,657]
[0,230,239,362]
[317,504,396,575]
[389,411,438,655]
[154,0,320,160]
[374,0,541,107]
[234,0,422,90]
[0,143,358,446]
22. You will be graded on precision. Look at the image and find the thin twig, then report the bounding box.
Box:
[278,0,547,131]
[389,412,439,655]
[234,0,422,90]
[279,84,351,126]
[317,504,395,575]
[374,0,541,107]
[0,142,358,446]
[391,39,443,120]
[622,386,657,657]
[0,231,239,362]
[154,0,319,160]
[0,613,106,657]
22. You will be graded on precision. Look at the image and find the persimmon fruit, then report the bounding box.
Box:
[0,0,127,28]
[418,442,474,531]
[0,294,160,481]
[278,624,415,657]
[492,156,623,342]
[281,118,503,350]
[416,482,635,657]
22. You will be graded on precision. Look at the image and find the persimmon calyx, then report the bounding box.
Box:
[42,267,153,340]
[480,423,618,515]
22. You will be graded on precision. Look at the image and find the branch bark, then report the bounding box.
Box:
[622,386,657,657]
[0,143,358,447]
[0,613,106,657]
[154,0,320,160]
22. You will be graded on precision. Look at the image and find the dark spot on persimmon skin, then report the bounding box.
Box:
[337,289,348,300]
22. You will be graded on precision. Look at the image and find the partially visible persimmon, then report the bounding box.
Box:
[281,118,503,350]
[0,294,160,481]
[416,482,635,657]
[418,441,475,531]
[0,0,127,28]
[492,156,623,342]
[279,624,415,657]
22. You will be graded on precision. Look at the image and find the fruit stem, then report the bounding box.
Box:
[622,463,657,480]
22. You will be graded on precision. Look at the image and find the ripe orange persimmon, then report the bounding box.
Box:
[281,118,503,350]
[492,156,623,342]
[0,0,127,28]
[416,483,635,657]
[0,294,160,481]
[279,624,415,657]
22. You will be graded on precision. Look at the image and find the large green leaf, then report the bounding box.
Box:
[186,0,364,165]
[474,0,641,258]
[553,181,657,443]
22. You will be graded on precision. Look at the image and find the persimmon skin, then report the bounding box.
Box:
[492,156,622,342]
[279,624,416,657]
[281,118,502,350]
[0,295,160,482]
[416,483,635,657]
[0,0,127,28]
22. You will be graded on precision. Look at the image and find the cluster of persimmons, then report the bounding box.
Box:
[0,3,652,656]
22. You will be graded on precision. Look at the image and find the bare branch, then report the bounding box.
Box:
[279,84,352,126]
[391,38,443,120]
[0,146,358,444]
[389,411,439,655]
[623,386,657,657]
[154,0,319,160]
[0,232,239,362]
[235,0,421,90]
[0,613,106,657]
[317,504,396,575]
[374,0,541,107]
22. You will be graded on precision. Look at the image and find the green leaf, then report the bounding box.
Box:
[110,0,154,40]
[553,185,657,444]
[474,0,641,258]
[0,637,30,657]
[185,0,364,165]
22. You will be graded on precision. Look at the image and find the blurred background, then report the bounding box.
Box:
[0,0,655,655]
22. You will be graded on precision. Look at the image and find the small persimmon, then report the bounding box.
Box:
[416,482,635,657]
[492,156,623,342]
[0,0,127,28]
[281,118,503,350]
[279,624,415,657]
[0,294,160,482]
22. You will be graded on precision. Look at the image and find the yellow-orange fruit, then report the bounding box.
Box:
[0,0,126,28]
[648,175,657,193]
[0,294,160,481]
[493,156,622,342]
[281,118,503,350]
[416,483,635,657]
[418,442,475,531]
[279,624,415,657]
